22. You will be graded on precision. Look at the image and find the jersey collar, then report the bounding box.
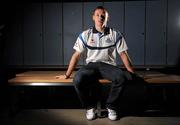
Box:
[92,26,110,35]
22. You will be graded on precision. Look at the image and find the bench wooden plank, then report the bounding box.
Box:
[9,77,111,85]
[9,71,111,86]
[15,71,68,77]
[145,75,180,84]
[8,71,180,86]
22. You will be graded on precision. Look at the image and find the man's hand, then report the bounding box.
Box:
[55,74,69,79]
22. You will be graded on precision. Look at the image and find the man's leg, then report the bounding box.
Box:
[98,62,127,110]
[73,64,100,109]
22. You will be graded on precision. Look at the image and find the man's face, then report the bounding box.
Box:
[93,9,105,27]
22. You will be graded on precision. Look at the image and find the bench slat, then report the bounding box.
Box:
[8,71,180,86]
[9,71,111,86]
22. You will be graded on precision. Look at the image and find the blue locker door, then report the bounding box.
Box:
[167,0,180,65]
[43,3,63,65]
[23,3,43,65]
[125,1,145,65]
[63,3,83,66]
[146,0,167,65]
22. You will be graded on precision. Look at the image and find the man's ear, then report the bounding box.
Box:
[92,15,95,21]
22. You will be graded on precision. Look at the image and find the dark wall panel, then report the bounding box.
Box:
[125,1,145,65]
[43,3,63,65]
[5,4,23,66]
[145,0,167,65]
[4,1,180,67]
[167,0,180,65]
[23,3,43,65]
[63,3,83,65]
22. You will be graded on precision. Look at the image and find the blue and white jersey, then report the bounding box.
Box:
[73,27,128,66]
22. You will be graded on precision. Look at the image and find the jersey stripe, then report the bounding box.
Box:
[79,34,122,50]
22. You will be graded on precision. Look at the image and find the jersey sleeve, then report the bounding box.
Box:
[73,33,86,53]
[116,32,128,54]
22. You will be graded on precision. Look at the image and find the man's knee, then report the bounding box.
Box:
[73,72,82,88]
[73,69,96,88]
[113,73,126,85]
[73,70,90,86]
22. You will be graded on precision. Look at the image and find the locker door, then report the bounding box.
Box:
[63,3,83,65]
[125,1,145,65]
[167,0,180,65]
[43,3,63,65]
[23,3,43,65]
[146,0,167,65]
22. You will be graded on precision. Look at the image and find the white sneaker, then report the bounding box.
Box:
[86,108,96,120]
[107,108,117,121]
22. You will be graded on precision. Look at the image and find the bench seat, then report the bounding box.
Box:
[8,71,180,86]
[8,71,111,86]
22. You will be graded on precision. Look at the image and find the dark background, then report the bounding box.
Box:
[1,0,180,69]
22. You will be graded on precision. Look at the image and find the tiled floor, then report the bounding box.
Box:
[1,109,180,125]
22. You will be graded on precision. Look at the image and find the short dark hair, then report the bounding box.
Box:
[92,6,106,15]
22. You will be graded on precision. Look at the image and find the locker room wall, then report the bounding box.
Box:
[3,0,180,68]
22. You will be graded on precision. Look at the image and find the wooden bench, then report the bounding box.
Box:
[8,71,113,117]
[8,70,180,86]
[8,71,112,86]
[8,70,180,116]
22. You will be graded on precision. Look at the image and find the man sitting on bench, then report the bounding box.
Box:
[56,6,135,121]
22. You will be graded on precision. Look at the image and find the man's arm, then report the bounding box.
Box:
[119,51,134,73]
[56,51,81,79]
